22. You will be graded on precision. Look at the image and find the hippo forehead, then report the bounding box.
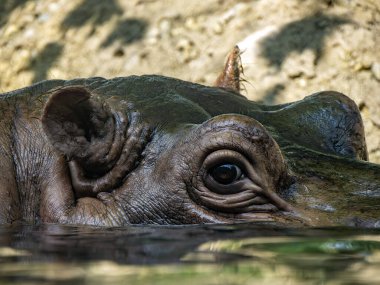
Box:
[66,75,255,127]
[54,75,366,162]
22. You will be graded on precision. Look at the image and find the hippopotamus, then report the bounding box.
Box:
[1,47,379,227]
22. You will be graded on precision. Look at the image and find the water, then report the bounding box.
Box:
[0,224,379,285]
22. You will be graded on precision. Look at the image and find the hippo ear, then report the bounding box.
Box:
[214,46,242,92]
[42,86,116,163]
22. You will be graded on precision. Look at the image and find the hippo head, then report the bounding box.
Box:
[38,48,379,227]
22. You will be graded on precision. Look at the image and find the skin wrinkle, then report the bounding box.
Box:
[110,167,152,224]
[9,109,23,219]
[103,194,129,225]
[128,203,150,223]
[57,93,153,198]
[199,131,265,162]
[174,198,190,223]
[139,174,186,223]
[85,111,125,167]
[0,116,20,222]
[42,163,73,223]
[183,180,228,223]
[41,153,117,226]
[130,197,153,222]
[95,201,113,226]
[334,115,356,148]
[149,199,172,223]
[98,194,122,226]
[69,198,106,226]
[112,193,133,224]
[133,133,221,224]
[201,195,277,212]
[11,114,52,222]
[69,122,147,195]
[217,192,259,204]
[195,185,276,212]
[11,134,23,203]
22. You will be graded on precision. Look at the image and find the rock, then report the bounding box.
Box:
[360,55,373,70]
[185,17,202,31]
[297,78,307,87]
[338,49,350,62]
[220,3,249,24]
[212,21,224,35]
[158,19,172,37]
[176,38,199,63]
[4,25,19,38]
[371,62,380,81]
[283,50,316,79]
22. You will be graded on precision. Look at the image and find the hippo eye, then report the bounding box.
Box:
[210,163,243,185]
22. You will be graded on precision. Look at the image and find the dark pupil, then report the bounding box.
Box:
[210,164,239,185]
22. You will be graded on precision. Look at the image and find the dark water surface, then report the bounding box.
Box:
[0,224,379,285]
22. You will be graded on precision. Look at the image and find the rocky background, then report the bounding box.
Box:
[1,0,379,162]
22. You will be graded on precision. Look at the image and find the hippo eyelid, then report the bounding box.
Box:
[202,149,264,189]
[185,148,292,214]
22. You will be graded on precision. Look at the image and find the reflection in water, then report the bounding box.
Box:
[0,224,379,284]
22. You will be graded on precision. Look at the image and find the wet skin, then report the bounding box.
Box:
[0,56,379,227]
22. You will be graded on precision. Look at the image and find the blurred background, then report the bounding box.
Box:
[0,0,379,162]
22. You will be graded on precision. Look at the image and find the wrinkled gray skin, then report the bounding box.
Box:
[0,75,379,227]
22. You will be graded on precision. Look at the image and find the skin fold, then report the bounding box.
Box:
[0,49,378,227]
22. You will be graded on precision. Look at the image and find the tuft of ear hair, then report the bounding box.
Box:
[214,46,244,93]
